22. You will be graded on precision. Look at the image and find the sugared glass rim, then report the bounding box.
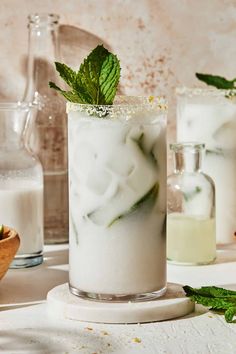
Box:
[170,142,205,152]
[0,102,37,111]
[176,86,236,97]
[66,95,167,118]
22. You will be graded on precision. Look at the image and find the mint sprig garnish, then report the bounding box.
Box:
[183,285,236,323]
[196,73,236,90]
[49,45,121,105]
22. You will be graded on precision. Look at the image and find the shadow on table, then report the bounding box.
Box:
[214,248,236,264]
[43,247,69,266]
[0,248,69,310]
[0,326,117,354]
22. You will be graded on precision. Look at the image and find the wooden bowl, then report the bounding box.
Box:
[0,226,20,280]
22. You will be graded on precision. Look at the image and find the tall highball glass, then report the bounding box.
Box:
[67,96,167,301]
[177,88,236,244]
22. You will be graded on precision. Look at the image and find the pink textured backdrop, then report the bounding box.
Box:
[1,0,236,147]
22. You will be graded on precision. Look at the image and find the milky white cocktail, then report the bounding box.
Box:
[0,102,44,268]
[0,180,43,254]
[177,88,236,244]
[67,97,167,301]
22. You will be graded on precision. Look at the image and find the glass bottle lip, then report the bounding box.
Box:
[170,142,205,152]
[28,13,59,27]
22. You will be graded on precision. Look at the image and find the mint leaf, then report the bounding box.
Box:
[78,45,120,105]
[108,183,159,227]
[183,186,201,202]
[186,294,232,310]
[183,285,236,298]
[54,62,77,88]
[183,285,236,323]
[49,45,121,105]
[225,307,236,323]
[49,82,82,103]
[196,73,236,89]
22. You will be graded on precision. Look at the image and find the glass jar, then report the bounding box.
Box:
[22,13,68,244]
[167,142,216,265]
[176,87,236,244]
[67,96,167,301]
[0,103,43,268]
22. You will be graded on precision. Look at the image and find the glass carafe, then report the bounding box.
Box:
[167,143,216,265]
[0,103,43,268]
[22,13,68,244]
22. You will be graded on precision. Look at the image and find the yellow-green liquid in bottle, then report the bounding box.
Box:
[167,213,216,265]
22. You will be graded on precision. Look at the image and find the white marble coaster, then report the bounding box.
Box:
[47,283,194,324]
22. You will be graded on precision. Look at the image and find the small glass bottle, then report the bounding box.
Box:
[0,103,43,268]
[167,142,216,265]
[22,14,69,244]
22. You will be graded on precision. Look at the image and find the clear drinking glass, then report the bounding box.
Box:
[167,143,216,265]
[22,13,69,244]
[177,87,236,244]
[0,103,44,268]
[67,96,167,301]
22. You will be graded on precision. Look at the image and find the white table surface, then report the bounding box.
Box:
[1,243,236,354]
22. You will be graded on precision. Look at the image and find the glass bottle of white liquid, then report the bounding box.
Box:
[0,103,44,268]
[22,14,68,244]
[167,143,216,265]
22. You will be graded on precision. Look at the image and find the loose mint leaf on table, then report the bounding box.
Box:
[196,73,236,90]
[225,307,236,323]
[49,44,121,105]
[183,285,236,323]
[184,285,236,298]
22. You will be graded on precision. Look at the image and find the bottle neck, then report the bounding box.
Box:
[0,104,34,151]
[22,17,60,103]
[174,151,202,173]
